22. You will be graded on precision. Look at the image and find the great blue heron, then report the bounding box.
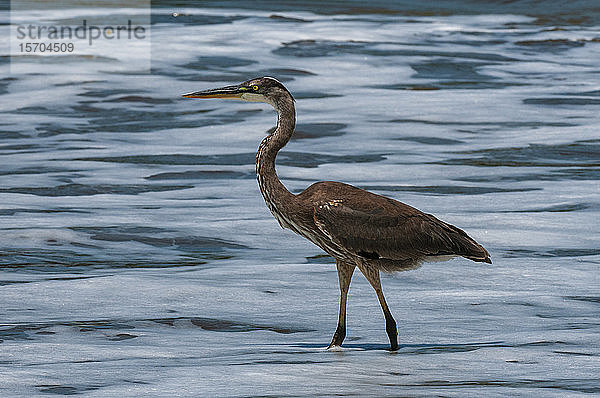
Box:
[183,77,491,351]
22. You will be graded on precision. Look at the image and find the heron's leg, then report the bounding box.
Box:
[357,265,399,351]
[328,260,355,348]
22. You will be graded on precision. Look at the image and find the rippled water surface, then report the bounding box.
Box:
[1,1,599,396]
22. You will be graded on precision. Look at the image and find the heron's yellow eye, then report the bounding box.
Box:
[252,85,259,91]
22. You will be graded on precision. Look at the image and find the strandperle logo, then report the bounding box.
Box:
[15,20,147,46]
[9,0,151,74]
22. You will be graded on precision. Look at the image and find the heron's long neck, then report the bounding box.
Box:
[256,96,296,213]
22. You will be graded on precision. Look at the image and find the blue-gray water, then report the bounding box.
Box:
[1,1,599,396]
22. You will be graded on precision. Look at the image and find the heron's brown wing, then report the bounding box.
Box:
[313,201,489,263]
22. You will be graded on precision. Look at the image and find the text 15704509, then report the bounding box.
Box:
[18,42,75,53]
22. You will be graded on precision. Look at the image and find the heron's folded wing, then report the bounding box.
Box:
[313,202,482,261]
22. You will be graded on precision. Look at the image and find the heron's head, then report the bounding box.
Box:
[182,76,293,109]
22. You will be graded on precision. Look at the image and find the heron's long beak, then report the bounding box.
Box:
[182,84,244,99]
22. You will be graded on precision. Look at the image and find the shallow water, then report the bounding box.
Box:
[1,1,599,396]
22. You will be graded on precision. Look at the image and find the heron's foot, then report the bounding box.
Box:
[327,325,346,349]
